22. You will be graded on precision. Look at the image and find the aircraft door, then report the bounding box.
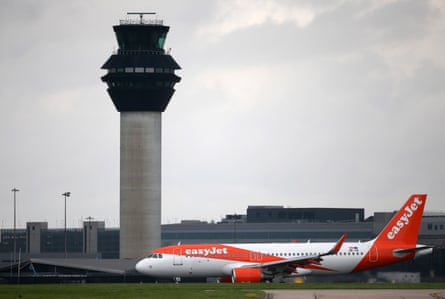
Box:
[249,251,262,262]
[368,245,378,263]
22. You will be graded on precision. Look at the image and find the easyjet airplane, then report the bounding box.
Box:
[135,194,433,282]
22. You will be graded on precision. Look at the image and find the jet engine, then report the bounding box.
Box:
[232,268,263,283]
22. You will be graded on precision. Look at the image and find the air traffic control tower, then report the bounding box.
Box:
[101,13,181,259]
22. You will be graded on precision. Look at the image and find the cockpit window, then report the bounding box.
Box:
[148,253,164,259]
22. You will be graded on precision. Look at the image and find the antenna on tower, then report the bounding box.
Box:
[127,12,156,24]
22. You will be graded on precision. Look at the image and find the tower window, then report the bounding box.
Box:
[125,67,134,73]
[135,67,144,73]
[145,67,154,73]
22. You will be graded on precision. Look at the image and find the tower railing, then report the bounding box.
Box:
[119,19,163,25]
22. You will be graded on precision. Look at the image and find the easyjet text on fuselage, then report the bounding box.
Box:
[185,247,229,257]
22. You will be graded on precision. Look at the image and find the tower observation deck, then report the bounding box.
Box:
[101,13,181,259]
[102,13,181,112]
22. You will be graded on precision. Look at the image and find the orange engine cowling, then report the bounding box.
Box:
[232,268,262,283]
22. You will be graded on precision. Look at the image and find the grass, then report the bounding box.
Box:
[0,282,444,299]
[0,283,261,299]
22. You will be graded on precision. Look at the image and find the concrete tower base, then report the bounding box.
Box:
[120,112,161,259]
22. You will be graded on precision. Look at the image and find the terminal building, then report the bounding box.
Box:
[1,206,444,283]
[246,205,364,223]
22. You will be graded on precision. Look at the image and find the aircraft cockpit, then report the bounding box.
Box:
[146,253,163,259]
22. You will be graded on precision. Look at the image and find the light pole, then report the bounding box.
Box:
[11,188,19,263]
[62,192,71,258]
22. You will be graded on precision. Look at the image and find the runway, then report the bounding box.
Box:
[264,289,444,299]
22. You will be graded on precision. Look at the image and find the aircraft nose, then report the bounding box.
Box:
[135,259,151,274]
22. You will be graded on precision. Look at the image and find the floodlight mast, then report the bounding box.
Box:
[127,12,156,24]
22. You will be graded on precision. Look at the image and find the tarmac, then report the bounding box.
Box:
[264,289,445,299]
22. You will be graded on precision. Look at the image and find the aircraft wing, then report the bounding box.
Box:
[243,233,347,274]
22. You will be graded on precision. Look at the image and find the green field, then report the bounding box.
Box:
[0,283,444,299]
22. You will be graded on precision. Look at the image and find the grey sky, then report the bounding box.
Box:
[1,0,444,228]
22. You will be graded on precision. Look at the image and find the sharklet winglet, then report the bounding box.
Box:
[322,233,347,256]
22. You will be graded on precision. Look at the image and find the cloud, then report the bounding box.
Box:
[197,0,334,39]
[354,0,400,19]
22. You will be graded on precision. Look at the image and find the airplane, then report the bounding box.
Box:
[135,194,433,282]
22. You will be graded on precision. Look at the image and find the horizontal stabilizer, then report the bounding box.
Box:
[393,246,433,257]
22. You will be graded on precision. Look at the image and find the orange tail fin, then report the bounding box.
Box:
[374,194,427,246]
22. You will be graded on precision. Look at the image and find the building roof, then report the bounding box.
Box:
[0,258,138,275]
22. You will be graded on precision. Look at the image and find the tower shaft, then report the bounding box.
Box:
[120,112,161,258]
